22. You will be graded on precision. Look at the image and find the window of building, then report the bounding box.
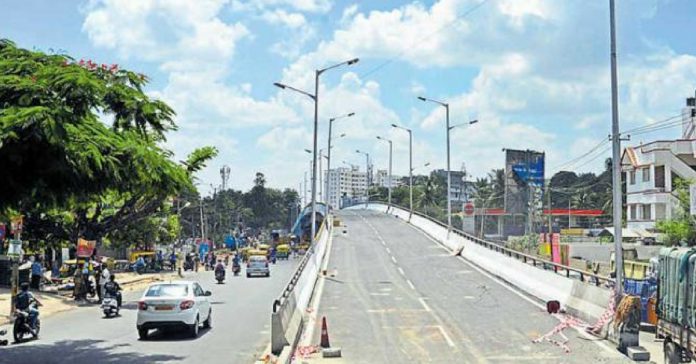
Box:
[629,171,635,185]
[642,204,651,220]
[629,205,637,220]
[642,167,650,182]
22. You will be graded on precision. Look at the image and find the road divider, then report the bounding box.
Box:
[269,216,333,361]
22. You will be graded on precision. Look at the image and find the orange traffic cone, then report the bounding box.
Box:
[320,316,331,348]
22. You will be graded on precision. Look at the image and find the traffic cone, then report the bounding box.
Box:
[320,316,330,348]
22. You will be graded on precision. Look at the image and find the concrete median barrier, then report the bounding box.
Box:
[270,216,333,360]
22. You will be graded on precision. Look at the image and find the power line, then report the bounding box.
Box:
[359,0,491,79]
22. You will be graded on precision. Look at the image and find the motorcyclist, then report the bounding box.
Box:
[103,274,122,307]
[15,282,42,332]
[134,256,146,273]
[214,259,225,273]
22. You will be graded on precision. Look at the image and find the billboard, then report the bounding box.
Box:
[504,149,545,215]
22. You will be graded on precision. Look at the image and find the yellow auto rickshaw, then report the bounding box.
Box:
[129,251,156,263]
[277,244,290,260]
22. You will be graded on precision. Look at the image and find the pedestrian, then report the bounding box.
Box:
[30,256,43,290]
[94,265,102,302]
[81,262,90,299]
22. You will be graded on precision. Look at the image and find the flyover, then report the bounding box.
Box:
[296,208,629,363]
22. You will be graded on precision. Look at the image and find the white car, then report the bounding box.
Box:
[136,281,212,339]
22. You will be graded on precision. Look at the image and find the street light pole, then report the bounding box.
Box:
[377,136,393,209]
[327,113,355,209]
[274,58,358,246]
[392,124,413,220]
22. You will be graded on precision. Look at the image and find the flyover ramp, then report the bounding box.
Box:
[300,210,628,363]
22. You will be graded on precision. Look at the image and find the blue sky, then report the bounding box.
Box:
[2,0,696,195]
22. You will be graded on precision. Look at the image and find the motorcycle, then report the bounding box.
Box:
[0,329,8,346]
[101,294,120,318]
[232,264,241,276]
[13,306,40,343]
[215,268,225,284]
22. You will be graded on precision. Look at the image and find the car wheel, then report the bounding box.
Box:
[665,341,680,364]
[189,316,199,338]
[138,328,148,340]
[203,310,212,329]
[266,272,270,277]
[246,273,251,278]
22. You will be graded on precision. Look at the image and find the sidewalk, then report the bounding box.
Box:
[0,270,179,325]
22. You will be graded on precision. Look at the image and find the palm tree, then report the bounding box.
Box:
[418,176,441,216]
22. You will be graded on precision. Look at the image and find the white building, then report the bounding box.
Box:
[374,169,403,188]
[326,166,368,208]
[621,96,696,231]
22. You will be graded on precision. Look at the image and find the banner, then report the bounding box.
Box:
[0,223,5,241]
[76,238,96,257]
[10,216,23,236]
[551,233,561,264]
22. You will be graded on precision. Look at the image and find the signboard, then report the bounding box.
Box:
[463,202,475,216]
[0,223,5,241]
[7,239,22,257]
[504,149,545,215]
[76,238,96,257]
[690,185,696,215]
[61,248,70,262]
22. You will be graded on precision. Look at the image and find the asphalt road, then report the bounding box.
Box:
[308,210,630,363]
[0,258,299,364]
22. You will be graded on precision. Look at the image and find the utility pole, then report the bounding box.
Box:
[609,0,624,297]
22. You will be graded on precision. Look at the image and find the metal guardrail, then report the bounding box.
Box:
[375,202,615,287]
[272,218,329,314]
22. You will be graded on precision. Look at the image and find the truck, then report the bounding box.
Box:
[656,247,696,364]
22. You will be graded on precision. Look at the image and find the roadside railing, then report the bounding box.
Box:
[272,218,328,314]
[373,202,614,288]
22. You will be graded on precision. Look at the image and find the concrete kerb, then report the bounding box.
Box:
[355,203,612,325]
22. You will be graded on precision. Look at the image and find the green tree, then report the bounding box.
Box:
[0,39,217,249]
[656,177,696,246]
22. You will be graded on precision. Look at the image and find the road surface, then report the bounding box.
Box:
[0,259,298,364]
[306,210,630,363]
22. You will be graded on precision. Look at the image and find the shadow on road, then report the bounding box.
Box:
[143,327,212,342]
[1,339,185,363]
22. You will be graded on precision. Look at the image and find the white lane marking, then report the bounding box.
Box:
[418,297,432,312]
[390,256,397,264]
[370,292,390,296]
[404,219,618,355]
[397,267,405,276]
[386,247,391,254]
[436,325,456,348]
[380,240,386,246]
[406,280,416,290]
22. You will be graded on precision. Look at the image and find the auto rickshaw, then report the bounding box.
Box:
[59,259,79,278]
[297,243,310,255]
[276,244,290,260]
[257,244,270,255]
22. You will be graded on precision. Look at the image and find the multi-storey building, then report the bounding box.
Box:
[621,95,696,231]
[326,166,368,208]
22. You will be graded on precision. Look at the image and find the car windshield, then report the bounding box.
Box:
[145,284,188,297]
[250,256,266,262]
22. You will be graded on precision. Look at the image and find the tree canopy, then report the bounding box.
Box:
[0,39,217,249]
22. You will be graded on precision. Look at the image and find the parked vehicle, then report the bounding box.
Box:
[246,255,270,278]
[136,281,212,340]
[13,306,40,343]
[656,247,696,363]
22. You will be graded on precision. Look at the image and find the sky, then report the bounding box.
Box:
[2,0,696,196]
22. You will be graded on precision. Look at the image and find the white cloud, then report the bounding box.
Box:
[261,9,306,28]
[231,0,332,13]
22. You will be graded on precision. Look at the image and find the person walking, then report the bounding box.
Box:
[30,256,43,290]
